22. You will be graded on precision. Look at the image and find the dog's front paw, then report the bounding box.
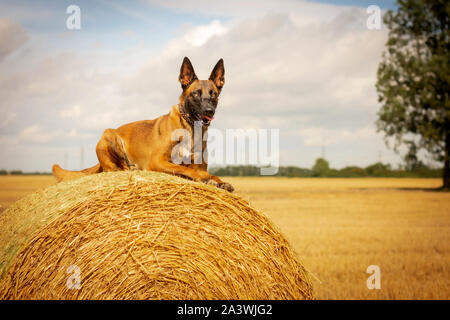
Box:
[203,179,234,192]
[205,179,219,187]
[218,182,234,193]
[129,164,139,171]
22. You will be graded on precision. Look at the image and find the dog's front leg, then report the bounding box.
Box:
[151,160,211,182]
[150,160,234,192]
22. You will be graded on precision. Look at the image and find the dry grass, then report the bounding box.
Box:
[0,172,312,300]
[227,177,450,300]
[0,175,54,213]
[0,175,449,299]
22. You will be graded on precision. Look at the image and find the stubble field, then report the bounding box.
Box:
[0,175,449,299]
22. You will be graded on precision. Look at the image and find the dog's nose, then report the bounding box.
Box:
[204,108,214,117]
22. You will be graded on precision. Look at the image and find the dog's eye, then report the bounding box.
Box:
[209,90,215,97]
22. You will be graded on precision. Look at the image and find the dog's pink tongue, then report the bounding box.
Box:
[203,115,214,121]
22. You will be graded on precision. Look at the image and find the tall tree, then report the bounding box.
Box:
[312,158,330,177]
[403,141,427,170]
[376,0,449,189]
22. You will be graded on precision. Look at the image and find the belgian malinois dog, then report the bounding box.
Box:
[52,57,234,192]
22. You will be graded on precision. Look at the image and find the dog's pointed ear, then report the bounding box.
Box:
[209,58,225,92]
[179,57,198,89]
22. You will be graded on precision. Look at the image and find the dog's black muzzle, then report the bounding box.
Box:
[200,104,215,125]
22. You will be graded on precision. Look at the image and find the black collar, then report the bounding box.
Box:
[178,104,194,126]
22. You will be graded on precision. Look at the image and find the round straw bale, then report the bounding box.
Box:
[0,171,313,299]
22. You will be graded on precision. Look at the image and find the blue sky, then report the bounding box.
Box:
[2,0,398,57]
[2,0,434,173]
[312,0,396,9]
[4,0,397,52]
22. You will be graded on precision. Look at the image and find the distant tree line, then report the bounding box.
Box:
[0,170,51,175]
[209,158,442,178]
[1,158,442,178]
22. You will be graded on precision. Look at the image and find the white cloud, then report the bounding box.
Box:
[0,124,96,146]
[59,105,82,118]
[0,112,16,128]
[0,18,28,60]
[298,126,377,146]
[19,125,54,143]
[183,20,227,47]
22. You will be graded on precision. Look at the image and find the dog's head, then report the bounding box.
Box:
[178,57,225,126]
